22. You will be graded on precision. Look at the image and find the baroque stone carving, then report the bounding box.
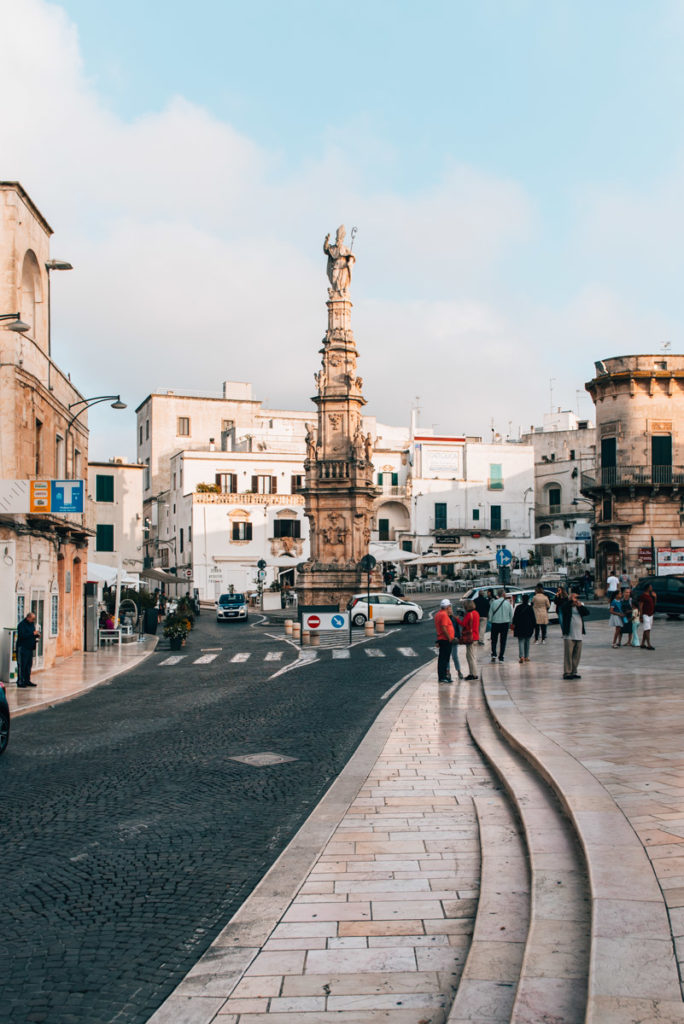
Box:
[323,225,355,297]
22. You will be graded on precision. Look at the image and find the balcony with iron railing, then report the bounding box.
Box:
[535,502,594,520]
[430,518,511,535]
[582,465,684,491]
[377,484,408,498]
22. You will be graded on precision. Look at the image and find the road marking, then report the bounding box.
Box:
[194,653,219,664]
[398,647,417,657]
[265,651,283,661]
[268,649,318,680]
[231,652,251,663]
[332,649,350,659]
[365,649,385,657]
[201,647,222,652]
[159,656,185,666]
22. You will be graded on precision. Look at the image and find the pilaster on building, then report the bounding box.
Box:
[0,182,90,669]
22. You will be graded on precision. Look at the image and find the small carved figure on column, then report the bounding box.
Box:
[305,423,317,461]
[364,432,374,462]
[314,369,327,392]
[323,225,356,297]
[353,424,365,459]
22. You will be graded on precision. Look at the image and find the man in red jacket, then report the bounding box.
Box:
[435,598,455,683]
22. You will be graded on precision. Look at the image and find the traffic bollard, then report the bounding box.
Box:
[284,619,293,635]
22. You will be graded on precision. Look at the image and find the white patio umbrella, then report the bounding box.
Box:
[530,534,574,546]
[368,545,415,562]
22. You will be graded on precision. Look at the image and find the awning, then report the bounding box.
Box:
[369,545,416,562]
[87,562,139,586]
[140,568,185,584]
[529,534,575,546]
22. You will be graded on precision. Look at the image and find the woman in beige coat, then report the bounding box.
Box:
[532,584,550,644]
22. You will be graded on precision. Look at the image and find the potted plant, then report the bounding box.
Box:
[163,616,188,651]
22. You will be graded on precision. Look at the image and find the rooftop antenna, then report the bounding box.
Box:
[350,226,358,250]
[662,340,672,353]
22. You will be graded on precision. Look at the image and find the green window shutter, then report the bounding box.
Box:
[96,524,114,551]
[391,473,398,486]
[377,473,383,485]
[96,475,114,502]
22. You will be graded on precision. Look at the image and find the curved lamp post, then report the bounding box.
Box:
[0,313,30,332]
[66,395,127,478]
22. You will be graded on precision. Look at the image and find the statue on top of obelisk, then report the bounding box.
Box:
[323,225,355,297]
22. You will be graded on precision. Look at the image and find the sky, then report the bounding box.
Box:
[3,0,684,458]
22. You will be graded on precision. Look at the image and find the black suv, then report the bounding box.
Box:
[632,575,684,618]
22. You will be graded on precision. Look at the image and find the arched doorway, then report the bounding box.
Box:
[598,540,621,583]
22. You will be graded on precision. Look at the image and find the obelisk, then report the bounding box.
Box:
[296,227,379,609]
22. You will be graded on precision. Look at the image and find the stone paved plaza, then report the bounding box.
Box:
[148,616,684,1024]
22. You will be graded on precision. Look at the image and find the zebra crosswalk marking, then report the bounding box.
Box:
[332,649,350,659]
[365,649,385,658]
[159,655,185,666]
[194,653,219,664]
[265,651,283,661]
[397,647,417,657]
[231,653,251,663]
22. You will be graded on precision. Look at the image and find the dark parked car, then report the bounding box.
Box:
[632,575,684,618]
[0,681,9,755]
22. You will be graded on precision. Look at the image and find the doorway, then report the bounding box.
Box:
[30,592,45,668]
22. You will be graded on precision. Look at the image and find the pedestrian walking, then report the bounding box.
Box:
[449,608,464,680]
[639,584,656,650]
[489,589,513,662]
[435,598,455,683]
[459,600,480,680]
[474,590,491,645]
[513,593,536,663]
[610,591,626,648]
[559,588,589,679]
[16,611,39,688]
[606,572,619,603]
[532,584,550,643]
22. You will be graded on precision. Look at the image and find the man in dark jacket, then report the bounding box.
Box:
[559,589,589,680]
[474,590,491,645]
[17,612,39,687]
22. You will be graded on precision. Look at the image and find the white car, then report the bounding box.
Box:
[347,592,423,626]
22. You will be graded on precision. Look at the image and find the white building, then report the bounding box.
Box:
[406,431,535,562]
[522,411,596,561]
[86,459,145,574]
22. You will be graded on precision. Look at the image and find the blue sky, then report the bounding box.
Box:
[4,0,684,454]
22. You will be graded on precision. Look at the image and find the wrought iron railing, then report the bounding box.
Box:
[582,465,684,489]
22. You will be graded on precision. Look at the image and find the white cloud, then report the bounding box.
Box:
[4,0,672,458]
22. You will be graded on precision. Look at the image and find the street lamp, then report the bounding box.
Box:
[66,395,127,478]
[0,313,30,332]
[45,259,73,359]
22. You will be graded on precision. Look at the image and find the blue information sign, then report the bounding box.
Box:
[331,614,345,629]
[495,547,512,567]
[51,480,84,513]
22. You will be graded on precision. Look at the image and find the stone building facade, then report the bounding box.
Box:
[0,182,89,670]
[86,460,144,574]
[583,354,684,586]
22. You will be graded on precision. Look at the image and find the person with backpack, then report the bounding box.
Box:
[489,590,513,662]
[513,593,536,663]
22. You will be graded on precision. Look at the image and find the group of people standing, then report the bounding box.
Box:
[609,583,656,650]
[434,598,481,683]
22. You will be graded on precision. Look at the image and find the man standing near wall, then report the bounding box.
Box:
[435,598,455,684]
[17,612,39,688]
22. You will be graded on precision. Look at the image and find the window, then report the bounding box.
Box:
[291,475,304,492]
[55,435,65,478]
[472,509,480,521]
[145,420,149,440]
[273,519,301,538]
[172,472,176,490]
[177,417,190,436]
[96,475,114,502]
[401,540,413,552]
[434,502,447,530]
[179,528,184,554]
[144,458,150,491]
[490,505,502,530]
[35,418,43,476]
[96,524,114,551]
[251,475,277,494]
[139,424,143,445]
[188,526,191,543]
[377,472,383,485]
[74,448,82,480]
[602,496,612,521]
[548,487,561,513]
[601,437,617,486]
[379,518,390,541]
[569,449,576,460]
[50,595,59,637]
[232,521,253,541]
[216,473,238,493]
[652,435,672,484]
[488,464,503,490]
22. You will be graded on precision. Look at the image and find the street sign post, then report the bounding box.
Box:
[359,554,377,620]
[495,548,512,567]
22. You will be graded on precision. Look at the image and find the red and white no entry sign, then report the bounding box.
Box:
[306,615,321,628]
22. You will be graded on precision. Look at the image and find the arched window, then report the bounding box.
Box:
[544,482,562,513]
[20,250,43,342]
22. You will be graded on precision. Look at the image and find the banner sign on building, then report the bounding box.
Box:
[0,480,85,514]
[657,548,684,576]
